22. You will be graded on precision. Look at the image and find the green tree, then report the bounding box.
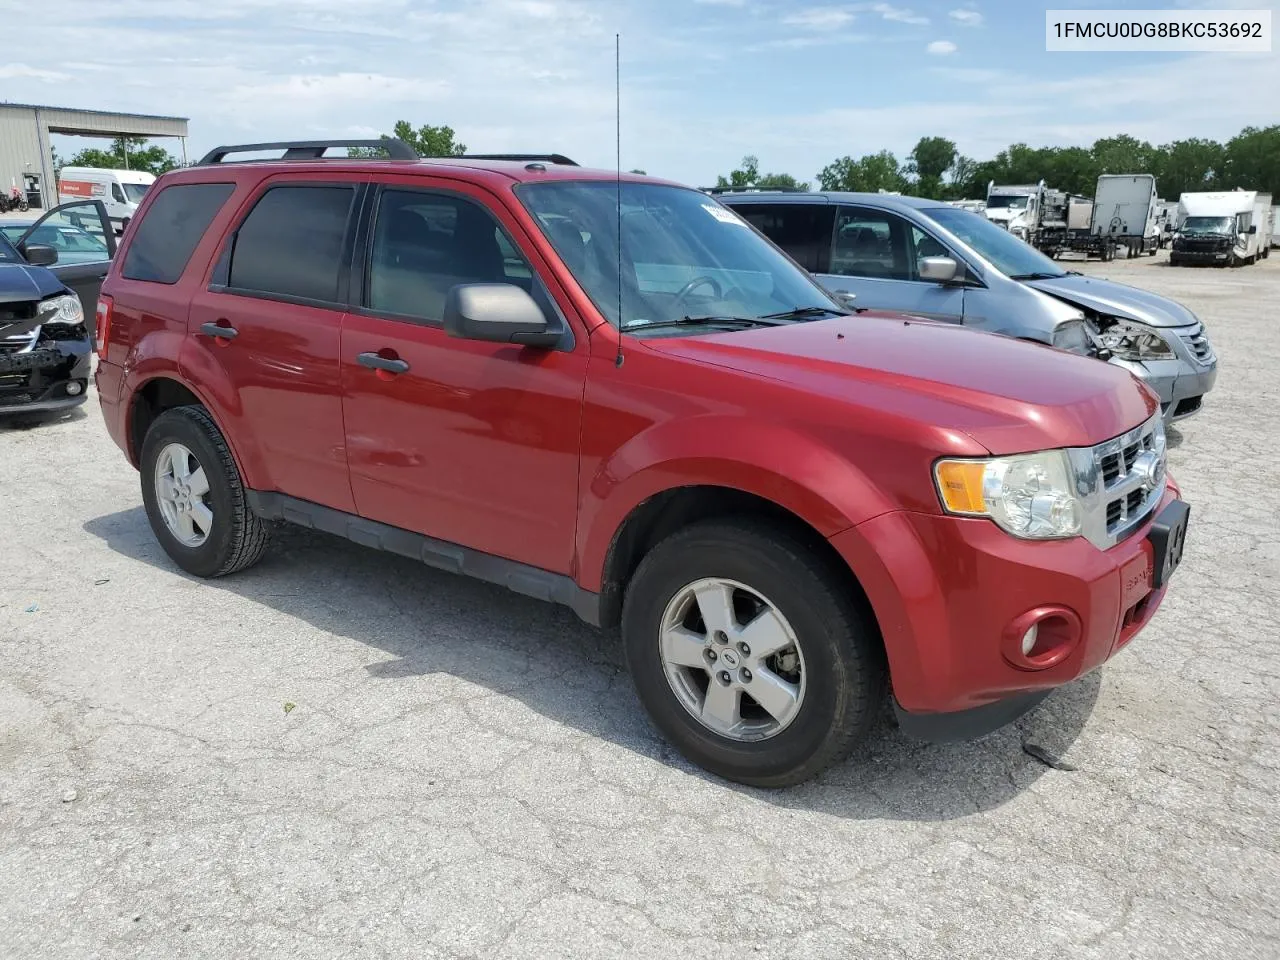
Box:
[945,154,977,198]
[1150,138,1224,197]
[817,150,905,193]
[1222,125,1280,196]
[906,136,957,198]
[629,168,647,175]
[1090,134,1156,176]
[715,155,809,190]
[65,136,178,176]
[350,120,466,158]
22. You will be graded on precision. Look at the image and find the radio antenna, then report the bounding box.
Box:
[614,32,624,368]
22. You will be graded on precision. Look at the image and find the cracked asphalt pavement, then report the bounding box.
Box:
[2,251,1278,959]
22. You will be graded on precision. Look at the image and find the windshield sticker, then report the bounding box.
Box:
[702,203,747,226]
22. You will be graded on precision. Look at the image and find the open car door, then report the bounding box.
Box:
[14,200,117,318]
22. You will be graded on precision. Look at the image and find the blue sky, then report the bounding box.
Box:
[1,0,1275,186]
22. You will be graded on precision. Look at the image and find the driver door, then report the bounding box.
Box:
[13,200,116,317]
[818,206,965,323]
[339,178,589,575]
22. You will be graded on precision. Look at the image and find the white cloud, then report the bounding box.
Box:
[927,40,958,55]
[865,3,928,25]
[783,7,856,29]
[749,31,871,50]
[0,63,71,82]
[694,0,747,5]
[929,66,1007,83]
[949,8,983,26]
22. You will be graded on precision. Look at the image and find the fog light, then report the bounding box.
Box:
[1001,606,1083,670]
[1021,624,1039,656]
[65,382,83,396]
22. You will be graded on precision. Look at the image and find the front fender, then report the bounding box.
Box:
[575,415,896,591]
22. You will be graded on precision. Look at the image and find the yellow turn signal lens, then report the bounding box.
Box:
[935,460,988,515]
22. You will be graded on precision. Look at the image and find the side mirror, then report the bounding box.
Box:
[20,243,57,267]
[1248,225,1257,235]
[443,283,559,348]
[918,256,958,283]
[831,289,857,306]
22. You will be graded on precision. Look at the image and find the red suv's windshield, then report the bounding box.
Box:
[517,181,838,331]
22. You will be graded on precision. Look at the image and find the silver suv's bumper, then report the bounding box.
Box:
[1107,323,1218,423]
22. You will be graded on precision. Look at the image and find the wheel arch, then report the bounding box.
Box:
[592,483,883,638]
[125,374,259,487]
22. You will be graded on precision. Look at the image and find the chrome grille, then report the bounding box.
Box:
[1067,412,1167,550]
[0,328,39,354]
[1177,323,1215,365]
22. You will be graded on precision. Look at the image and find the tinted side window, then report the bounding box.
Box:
[735,203,834,272]
[121,183,235,284]
[367,189,532,322]
[229,185,355,303]
[831,207,913,281]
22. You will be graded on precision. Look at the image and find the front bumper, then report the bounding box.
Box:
[0,336,91,416]
[831,482,1181,728]
[1109,351,1218,423]
[1170,246,1232,264]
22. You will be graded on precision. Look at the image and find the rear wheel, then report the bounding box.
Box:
[622,521,885,787]
[140,406,268,578]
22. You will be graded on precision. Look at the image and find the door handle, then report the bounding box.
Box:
[357,351,409,375]
[199,321,239,340]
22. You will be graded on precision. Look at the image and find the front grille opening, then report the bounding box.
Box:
[1106,489,1154,530]
[1174,396,1203,417]
[1101,453,1121,485]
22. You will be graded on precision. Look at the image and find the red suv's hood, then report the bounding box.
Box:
[645,313,1158,453]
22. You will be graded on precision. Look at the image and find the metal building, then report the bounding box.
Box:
[0,102,188,210]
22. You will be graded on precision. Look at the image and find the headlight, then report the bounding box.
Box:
[935,450,1082,540]
[38,294,84,326]
[1097,320,1173,361]
[1051,318,1093,355]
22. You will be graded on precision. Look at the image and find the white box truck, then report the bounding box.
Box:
[1091,174,1160,257]
[57,167,156,234]
[1171,190,1272,266]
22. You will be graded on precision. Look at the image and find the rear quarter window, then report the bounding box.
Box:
[121,182,235,284]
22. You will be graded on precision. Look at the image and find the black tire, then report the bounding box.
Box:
[139,405,268,578]
[622,520,885,787]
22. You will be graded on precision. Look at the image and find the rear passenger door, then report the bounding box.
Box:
[818,206,965,322]
[339,179,587,575]
[733,202,835,273]
[186,176,365,514]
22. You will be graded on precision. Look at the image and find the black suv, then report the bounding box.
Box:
[0,200,115,421]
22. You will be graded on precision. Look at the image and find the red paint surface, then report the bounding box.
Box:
[96,157,1181,715]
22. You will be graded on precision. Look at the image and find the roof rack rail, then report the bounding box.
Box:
[196,139,418,164]
[462,153,579,166]
[703,186,806,195]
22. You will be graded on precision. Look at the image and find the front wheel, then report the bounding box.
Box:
[140,405,269,578]
[622,521,885,787]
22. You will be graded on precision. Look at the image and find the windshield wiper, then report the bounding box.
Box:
[1008,271,1065,281]
[757,305,854,320]
[622,315,785,333]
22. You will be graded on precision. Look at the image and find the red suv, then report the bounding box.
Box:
[94,140,1190,786]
